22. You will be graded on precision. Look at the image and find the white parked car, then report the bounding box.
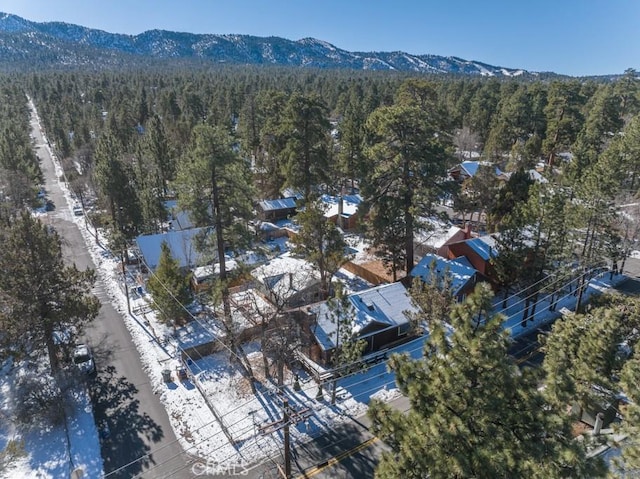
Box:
[73,344,96,375]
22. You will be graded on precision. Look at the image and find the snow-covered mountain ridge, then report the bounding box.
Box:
[0,12,530,75]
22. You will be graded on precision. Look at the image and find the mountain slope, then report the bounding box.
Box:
[0,12,530,76]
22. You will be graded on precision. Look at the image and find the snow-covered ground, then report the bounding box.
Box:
[47,191,405,469]
[22,100,639,474]
[11,158,639,477]
[76,236,633,472]
[69,226,400,468]
[495,266,628,339]
[0,355,103,479]
[58,180,638,471]
[0,110,102,479]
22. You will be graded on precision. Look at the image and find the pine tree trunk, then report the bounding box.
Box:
[529,291,539,323]
[547,107,564,167]
[581,214,594,258]
[44,322,59,373]
[261,322,270,380]
[404,158,414,274]
[522,297,530,328]
[212,166,256,393]
[576,271,586,313]
[277,359,284,386]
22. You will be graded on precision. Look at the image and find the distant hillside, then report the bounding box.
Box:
[0,12,536,76]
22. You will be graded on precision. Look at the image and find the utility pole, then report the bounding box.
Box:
[283,398,291,478]
[259,395,312,479]
[121,249,131,314]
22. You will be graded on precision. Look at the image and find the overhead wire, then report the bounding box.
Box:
[102,229,620,476]
[101,241,272,476]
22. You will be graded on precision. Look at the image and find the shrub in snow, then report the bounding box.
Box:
[12,372,68,426]
[0,438,26,471]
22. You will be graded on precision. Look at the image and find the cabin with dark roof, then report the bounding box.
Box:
[257,197,298,222]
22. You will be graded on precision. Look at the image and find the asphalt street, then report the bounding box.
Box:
[27,94,640,478]
[289,259,640,479]
[283,396,410,479]
[28,99,194,479]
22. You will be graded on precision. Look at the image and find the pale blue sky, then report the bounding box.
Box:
[0,0,638,76]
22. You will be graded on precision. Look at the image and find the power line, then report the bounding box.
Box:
[133,250,249,367]
[101,231,620,476]
[112,264,615,479]
[122,274,590,478]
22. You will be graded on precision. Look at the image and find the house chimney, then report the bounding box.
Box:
[593,412,604,435]
[463,221,472,239]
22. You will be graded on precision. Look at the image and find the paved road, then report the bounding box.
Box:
[291,259,640,479]
[28,99,193,479]
[617,256,640,295]
[29,99,640,478]
[282,396,410,479]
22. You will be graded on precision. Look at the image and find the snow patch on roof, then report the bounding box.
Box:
[136,227,210,270]
[415,217,464,250]
[258,197,297,212]
[313,282,418,351]
[252,253,320,299]
[466,236,497,261]
[411,253,478,297]
[320,193,362,218]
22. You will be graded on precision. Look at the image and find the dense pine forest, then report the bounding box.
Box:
[2,65,640,477]
[20,67,640,278]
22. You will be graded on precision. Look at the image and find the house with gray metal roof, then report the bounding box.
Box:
[410,253,480,301]
[135,227,210,271]
[257,197,298,221]
[310,282,419,364]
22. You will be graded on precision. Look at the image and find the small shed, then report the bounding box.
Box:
[257,197,298,222]
[191,258,239,293]
[321,194,362,230]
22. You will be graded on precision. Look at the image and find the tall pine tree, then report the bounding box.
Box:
[0,212,100,372]
[368,283,604,479]
[146,242,192,326]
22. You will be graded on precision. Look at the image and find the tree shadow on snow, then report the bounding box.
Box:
[89,365,164,478]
